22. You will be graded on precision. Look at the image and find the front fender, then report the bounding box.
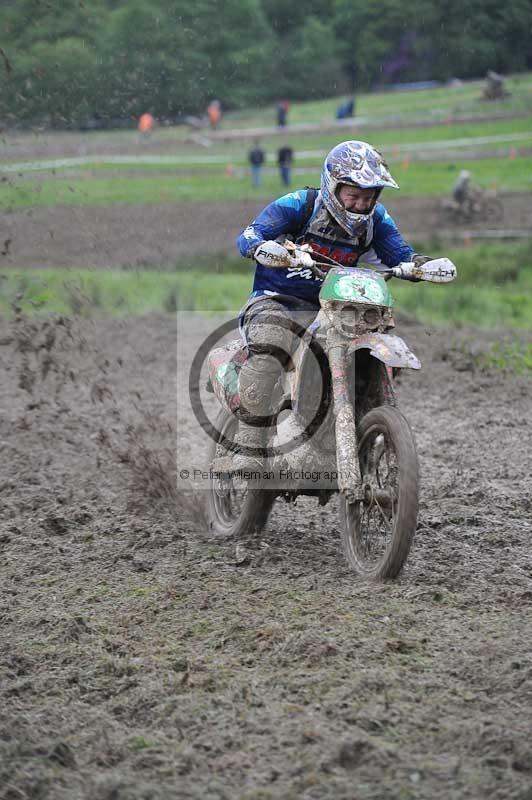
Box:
[348,333,421,369]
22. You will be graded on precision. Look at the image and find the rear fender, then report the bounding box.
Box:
[348,333,421,369]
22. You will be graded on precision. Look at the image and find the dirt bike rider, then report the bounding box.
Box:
[231,140,433,471]
[452,169,480,214]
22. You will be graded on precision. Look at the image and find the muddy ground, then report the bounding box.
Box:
[2,193,532,269]
[1,308,532,799]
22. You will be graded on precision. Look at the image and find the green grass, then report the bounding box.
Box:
[222,72,532,128]
[2,152,531,210]
[391,241,532,328]
[393,281,532,328]
[481,340,532,373]
[2,78,532,213]
[0,268,252,315]
[4,115,532,170]
[2,242,532,330]
[364,115,532,146]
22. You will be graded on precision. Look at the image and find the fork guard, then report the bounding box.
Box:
[347,333,421,370]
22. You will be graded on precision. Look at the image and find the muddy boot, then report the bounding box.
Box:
[226,419,267,473]
[213,417,268,474]
[275,411,316,468]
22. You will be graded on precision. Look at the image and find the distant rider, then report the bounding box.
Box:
[232,140,434,469]
[452,169,481,216]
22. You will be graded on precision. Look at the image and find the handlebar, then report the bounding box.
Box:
[283,242,457,284]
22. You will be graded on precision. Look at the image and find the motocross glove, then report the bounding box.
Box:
[291,249,314,269]
[254,240,292,268]
[412,254,433,268]
[397,254,433,282]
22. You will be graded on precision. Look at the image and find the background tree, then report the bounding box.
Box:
[1,0,531,126]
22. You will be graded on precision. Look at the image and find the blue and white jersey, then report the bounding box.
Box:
[236,188,415,305]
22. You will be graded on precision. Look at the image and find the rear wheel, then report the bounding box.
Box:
[206,408,276,539]
[339,405,419,579]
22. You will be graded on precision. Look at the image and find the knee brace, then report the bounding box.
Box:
[245,315,297,367]
[238,352,283,419]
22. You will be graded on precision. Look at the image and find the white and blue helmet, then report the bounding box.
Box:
[321,140,399,237]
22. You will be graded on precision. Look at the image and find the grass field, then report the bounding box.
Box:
[2,155,531,210]
[4,116,532,169]
[3,107,532,210]
[223,73,532,127]
[2,76,532,209]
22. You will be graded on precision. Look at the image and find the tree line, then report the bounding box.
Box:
[1,0,531,127]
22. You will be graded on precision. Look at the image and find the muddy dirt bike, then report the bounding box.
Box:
[205,247,456,579]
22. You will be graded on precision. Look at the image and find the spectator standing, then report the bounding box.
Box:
[138,112,155,139]
[248,142,265,188]
[336,96,355,119]
[207,99,222,129]
[276,99,290,128]
[277,144,293,187]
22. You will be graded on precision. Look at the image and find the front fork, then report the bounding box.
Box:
[326,330,360,503]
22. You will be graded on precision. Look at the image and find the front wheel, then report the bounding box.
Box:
[339,405,419,579]
[205,408,276,539]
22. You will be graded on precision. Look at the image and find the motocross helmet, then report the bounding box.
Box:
[320,141,399,237]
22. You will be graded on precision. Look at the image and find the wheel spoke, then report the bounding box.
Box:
[347,423,400,564]
[373,495,393,531]
[340,407,418,579]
